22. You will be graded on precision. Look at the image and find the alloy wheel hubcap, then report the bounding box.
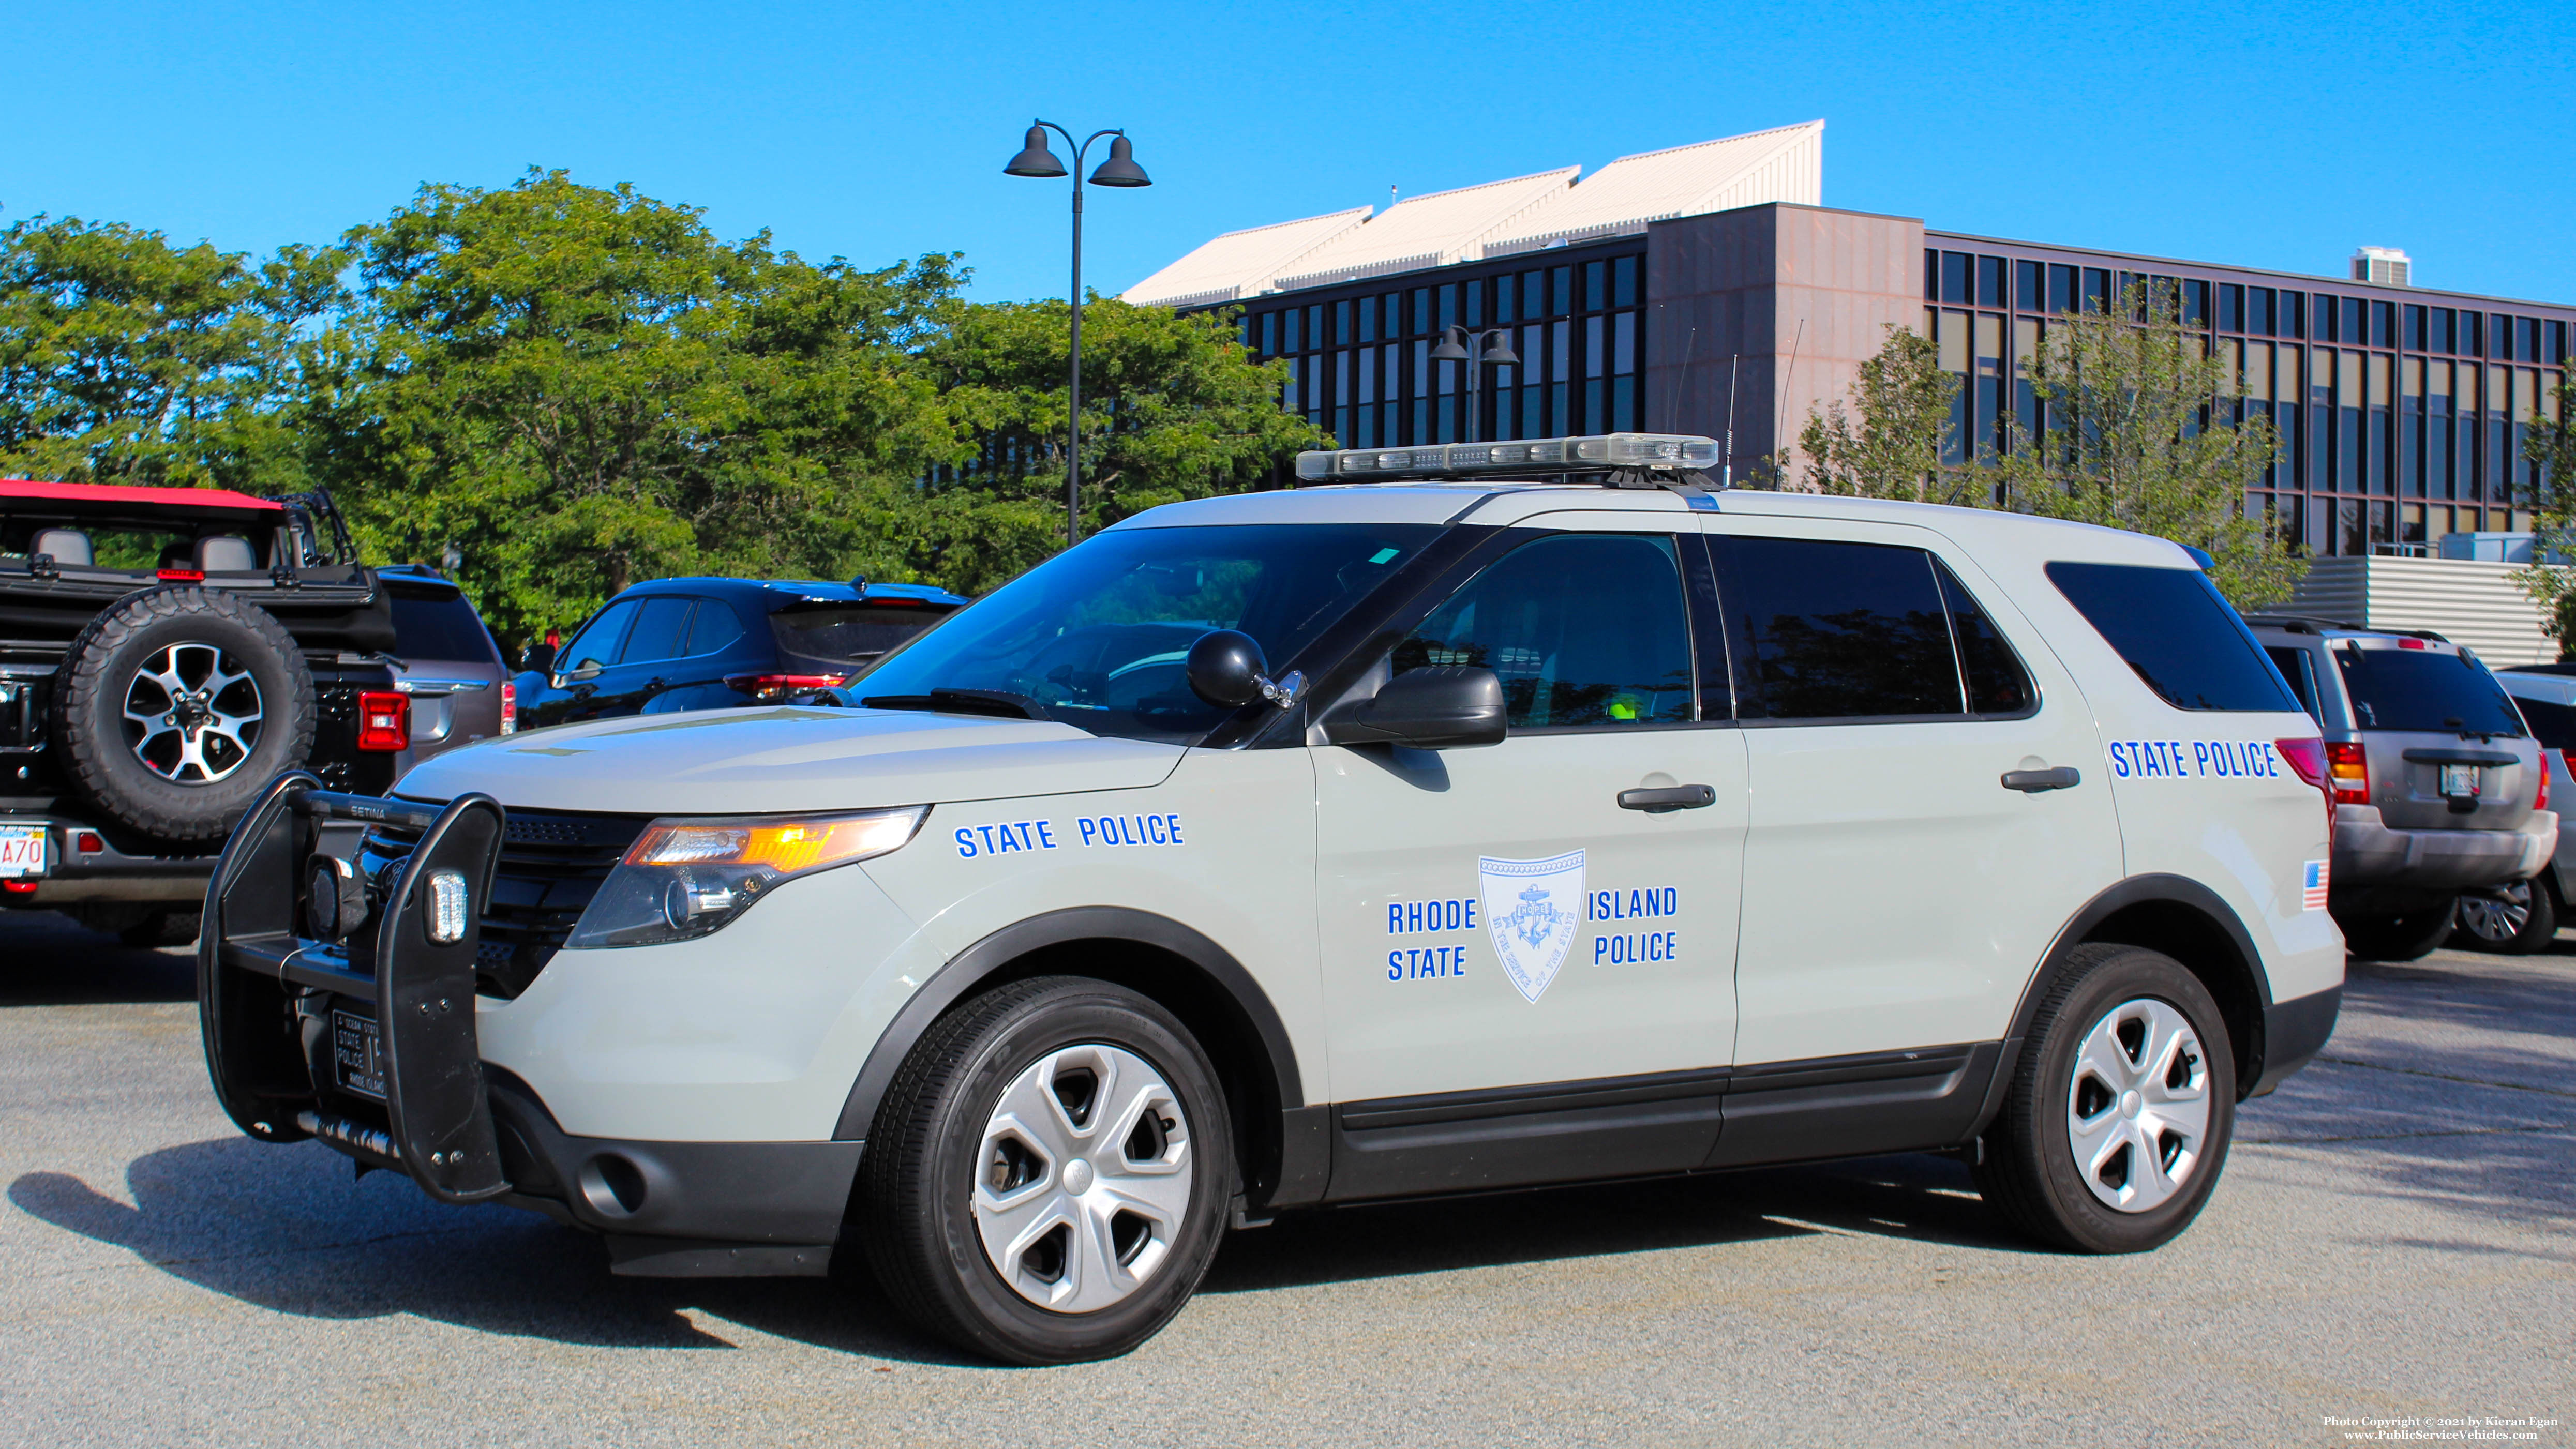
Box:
[973,1043,1193,1312]
[2066,997,2211,1214]
[2457,882,2533,943]
[122,643,263,784]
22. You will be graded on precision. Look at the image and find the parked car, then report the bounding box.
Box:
[0,479,405,945]
[2451,667,2576,952]
[513,577,967,730]
[2244,614,2553,961]
[378,565,513,775]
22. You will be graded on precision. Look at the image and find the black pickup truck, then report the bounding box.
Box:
[1,479,407,944]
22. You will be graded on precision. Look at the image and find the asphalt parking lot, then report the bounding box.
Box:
[1,911,2567,1449]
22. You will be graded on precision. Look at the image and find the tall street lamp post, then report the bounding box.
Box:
[1430,326,1521,442]
[1004,121,1150,547]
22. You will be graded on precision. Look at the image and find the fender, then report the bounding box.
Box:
[832,906,1308,1144]
[1978,874,2274,1135]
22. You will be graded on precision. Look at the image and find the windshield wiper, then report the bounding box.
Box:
[860,687,1051,721]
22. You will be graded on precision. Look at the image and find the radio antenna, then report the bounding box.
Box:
[1722,353,1740,488]
[1773,319,1804,488]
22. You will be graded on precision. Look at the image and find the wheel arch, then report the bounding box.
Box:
[2010,876,2274,1101]
[833,907,1311,1207]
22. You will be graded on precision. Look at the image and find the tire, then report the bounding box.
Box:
[124,908,202,948]
[855,976,1233,1365]
[1972,943,2236,1254]
[2335,905,2456,962]
[2450,876,2559,956]
[50,587,316,843]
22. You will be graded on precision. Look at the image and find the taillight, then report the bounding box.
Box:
[2325,741,2369,805]
[724,673,848,701]
[155,567,204,583]
[2538,753,2553,812]
[357,691,411,751]
[2277,736,2334,831]
[499,680,517,735]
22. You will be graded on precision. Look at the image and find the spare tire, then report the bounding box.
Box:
[50,587,317,843]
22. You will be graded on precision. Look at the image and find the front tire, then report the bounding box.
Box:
[854,976,1232,1365]
[2451,877,2558,955]
[2336,905,2456,961]
[1973,943,2236,1254]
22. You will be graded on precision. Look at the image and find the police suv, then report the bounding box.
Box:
[200,434,2350,1364]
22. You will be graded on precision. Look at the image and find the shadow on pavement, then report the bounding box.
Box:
[0,911,196,1007]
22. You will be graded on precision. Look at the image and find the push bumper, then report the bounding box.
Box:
[2331,805,2554,895]
[200,775,858,1275]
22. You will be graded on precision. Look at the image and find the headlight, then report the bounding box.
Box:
[565,806,925,949]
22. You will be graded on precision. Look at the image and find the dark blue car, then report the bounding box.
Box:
[515,577,968,730]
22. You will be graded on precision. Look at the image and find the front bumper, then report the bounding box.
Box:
[2331,805,2554,895]
[200,775,859,1275]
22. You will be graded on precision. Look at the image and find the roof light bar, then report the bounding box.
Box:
[1294,433,1723,483]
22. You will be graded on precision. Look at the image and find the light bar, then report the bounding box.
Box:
[1294,433,1723,483]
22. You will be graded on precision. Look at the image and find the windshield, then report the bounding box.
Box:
[2333,644,2525,736]
[851,523,1441,741]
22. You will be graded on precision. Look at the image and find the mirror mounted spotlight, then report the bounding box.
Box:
[1185,629,1305,711]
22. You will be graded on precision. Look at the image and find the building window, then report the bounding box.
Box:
[2220,284,2243,333]
[2081,268,2109,314]
[1976,255,2004,308]
[1613,256,1638,308]
[2247,288,2273,337]
[2184,279,2209,327]
[2049,264,2077,316]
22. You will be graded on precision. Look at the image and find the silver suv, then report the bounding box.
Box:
[2245,615,2553,960]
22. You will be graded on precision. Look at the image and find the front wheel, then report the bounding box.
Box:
[1973,943,2236,1254]
[853,976,1232,1365]
[2451,877,2559,956]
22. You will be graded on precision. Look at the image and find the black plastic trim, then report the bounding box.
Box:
[1708,1042,1999,1168]
[2012,873,2275,1094]
[1328,1067,1729,1203]
[2249,984,2341,1097]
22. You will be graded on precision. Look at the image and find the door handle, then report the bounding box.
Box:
[2001,766,2081,793]
[1618,784,1716,813]
[646,677,665,690]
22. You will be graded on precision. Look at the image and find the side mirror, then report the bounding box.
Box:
[1322,667,1507,749]
[561,663,602,684]
[522,641,557,674]
[1186,629,1304,710]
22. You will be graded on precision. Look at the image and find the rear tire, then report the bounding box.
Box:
[853,976,1232,1365]
[2450,877,2558,955]
[1973,943,2236,1254]
[2337,905,2455,962]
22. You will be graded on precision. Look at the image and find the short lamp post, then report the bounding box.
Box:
[1429,326,1520,442]
[1004,121,1150,548]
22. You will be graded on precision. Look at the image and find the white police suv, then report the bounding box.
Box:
[200,434,2352,1364]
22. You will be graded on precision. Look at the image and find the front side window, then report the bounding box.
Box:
[2046,562,2298,712]
[852,524,1439,742]
[561,599,639,674]
[1393,533,1694,730]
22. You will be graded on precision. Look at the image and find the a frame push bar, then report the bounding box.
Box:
[198,771,512,1204]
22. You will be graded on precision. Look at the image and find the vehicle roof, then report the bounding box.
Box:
[2497,670,2576,704]
[2241,614,2461,651]
[1111,480,2197,568]
[0,477,287,528]
[377,564,464,597]
[610,575,970,607]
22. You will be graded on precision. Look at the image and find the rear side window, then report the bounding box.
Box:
[2510,694,2576,751]
[1715,536,2032,720]
[386,591,497,663]
[2046,562,2297,712]
[2333,646,2525,735]
[684,600,746,656]
[2265,645,2323,722]
[622,596,697,664]
[772,603,954,663]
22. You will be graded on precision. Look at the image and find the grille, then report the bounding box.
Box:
[360,806,650,999]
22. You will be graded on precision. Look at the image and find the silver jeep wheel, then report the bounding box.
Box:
[973,1043,1194,1313]
[2065,997,2212,1214]
[122,642,264,784]
[2456,881,2534,944]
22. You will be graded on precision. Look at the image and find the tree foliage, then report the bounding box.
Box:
[1995,281,2302,608]
[1794,324,1978,504]
[0,172,1319,648]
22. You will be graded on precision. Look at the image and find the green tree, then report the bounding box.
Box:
[911,296,1325,594]
[2508,356,2576,646]
[0,215,341,489]
[1795,324,1978,504]
[1994,281,2301,607]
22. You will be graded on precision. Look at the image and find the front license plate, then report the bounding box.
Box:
[332,1009,387,1101]
[0,823,45,878]
[2440,763,2479,798]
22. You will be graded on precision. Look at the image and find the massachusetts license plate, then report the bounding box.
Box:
[332,1009,387,1101]
[2440,763,2480,798]
[0,823,45,878]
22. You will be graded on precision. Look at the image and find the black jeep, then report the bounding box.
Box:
[1,479,406,944]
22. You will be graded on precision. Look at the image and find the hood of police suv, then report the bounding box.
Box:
[391,706,1184,814]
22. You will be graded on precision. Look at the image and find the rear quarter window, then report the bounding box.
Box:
[2045,562,2297,712]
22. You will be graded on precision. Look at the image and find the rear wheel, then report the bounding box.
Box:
[1973,943,2236,1254]
[2337,905,2456,962]
[2451,877,2558,955]
[854,976,1232,1365]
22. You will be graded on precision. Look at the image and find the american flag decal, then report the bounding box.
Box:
[2301,859,2329,912]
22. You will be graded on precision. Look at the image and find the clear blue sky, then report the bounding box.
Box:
[9,1,2571,306]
